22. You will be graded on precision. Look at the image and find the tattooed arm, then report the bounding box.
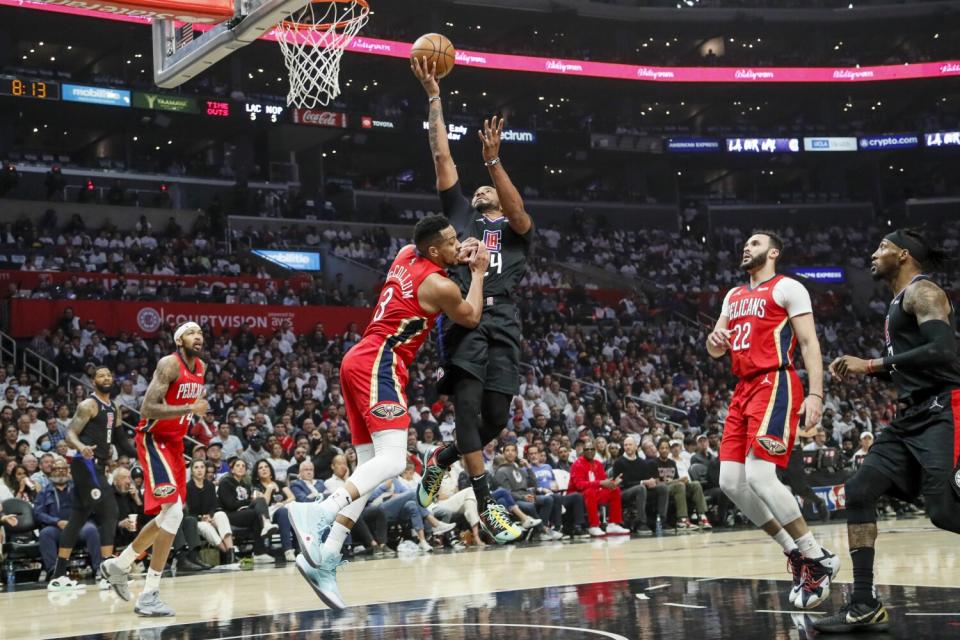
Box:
[65,398,97,460]
[412,56,458,191]
[139,355,208,420]
[831,279,956,378]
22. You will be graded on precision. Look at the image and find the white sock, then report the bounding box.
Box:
[795,532,823,559]
[144,568,162,593]
[773,528,798,553]
[116,545,138,571]
[323,522,350,555]
[320,488,353,516]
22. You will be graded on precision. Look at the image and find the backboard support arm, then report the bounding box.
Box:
[153,0,311,88]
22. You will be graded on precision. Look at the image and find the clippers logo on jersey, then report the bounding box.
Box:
[105,411,115,429]
[370,402,407,420]
[483,229,502,252]
[153,484,176,498]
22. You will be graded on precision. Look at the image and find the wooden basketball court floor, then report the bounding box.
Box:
[2,519,956,639]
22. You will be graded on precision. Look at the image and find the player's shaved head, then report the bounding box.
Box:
[414,214,452,253]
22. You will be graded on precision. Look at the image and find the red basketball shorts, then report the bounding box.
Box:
[340,341,411,446]
[720,368,803,468]
[135,431,186,515]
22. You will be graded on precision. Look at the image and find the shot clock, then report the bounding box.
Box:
[0,76,61,101]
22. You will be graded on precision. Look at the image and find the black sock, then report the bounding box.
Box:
[52,556,69,579]
[850,546,877,605]
[470,473,492,505]
[436,444,460,469]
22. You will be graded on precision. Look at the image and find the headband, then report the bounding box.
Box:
[884,230,929,264]
[174,322,202,343]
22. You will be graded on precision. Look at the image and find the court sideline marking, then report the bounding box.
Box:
[216,623,631,640]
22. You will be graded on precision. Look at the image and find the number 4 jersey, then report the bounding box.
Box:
[721,274,812,379]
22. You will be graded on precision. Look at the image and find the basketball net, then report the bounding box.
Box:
[275,0,370,109]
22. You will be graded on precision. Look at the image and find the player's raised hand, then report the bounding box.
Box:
[707,328,732,352]
[411,56,440,98]
[458,237,480,263]
[479,116,504,163]
[469,241,490,274]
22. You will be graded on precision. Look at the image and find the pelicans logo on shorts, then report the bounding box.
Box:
[153,483,177,498]
[756,435,788,456]
[370,402,407,420]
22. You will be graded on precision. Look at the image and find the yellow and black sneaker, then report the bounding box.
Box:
[478,499,523,544]
[417,445,447,508]
[813,600,890,634]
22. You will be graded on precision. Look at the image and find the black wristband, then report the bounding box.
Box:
[807,393,823,401]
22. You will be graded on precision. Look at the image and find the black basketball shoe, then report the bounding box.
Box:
[813,600,890,634]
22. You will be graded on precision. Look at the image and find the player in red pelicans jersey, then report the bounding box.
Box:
[100,322,209,617]
[707,230,839,610]
[289,215,489,610]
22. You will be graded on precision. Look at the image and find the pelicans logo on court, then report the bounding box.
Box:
[756,435,787,456]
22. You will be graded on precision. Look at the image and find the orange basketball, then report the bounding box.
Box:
[410,33,456,79]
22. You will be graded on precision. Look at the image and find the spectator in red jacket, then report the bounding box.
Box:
[568,438,630,537]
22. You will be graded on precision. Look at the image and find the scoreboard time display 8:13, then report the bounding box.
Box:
[0,76,61,101]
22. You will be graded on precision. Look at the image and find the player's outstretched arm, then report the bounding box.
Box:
[479,116,532,235]
[790,313,824,428]
[412,57,458,192]
[65,398,97,459]
[421,244,490,328]
[832,280,956,378]
[140,355,208,420]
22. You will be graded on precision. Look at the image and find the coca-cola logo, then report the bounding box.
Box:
[294,109,348,128]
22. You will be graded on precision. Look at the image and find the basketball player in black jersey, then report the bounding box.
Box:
[49,367,137,589]
[815,228,960,633]
[412,57,533,543]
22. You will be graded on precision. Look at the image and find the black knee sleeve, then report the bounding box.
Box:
[58,507,90,551]
[925,490,960,534]
[479,391,511,444]
[844,466,893,524]
[453,376,485,455]
[92,492,119,547]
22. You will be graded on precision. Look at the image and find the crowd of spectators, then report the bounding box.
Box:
[2,207,956,586]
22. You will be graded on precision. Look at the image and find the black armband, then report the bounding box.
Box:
[881,320,957,370]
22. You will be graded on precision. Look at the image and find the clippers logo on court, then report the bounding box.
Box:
[370,403,407,420]
[153,484,176,498]
[483,230,502,252]
[137,307,162,333]
[756,435,787,456]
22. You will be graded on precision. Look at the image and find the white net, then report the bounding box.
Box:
[275,0,370,109]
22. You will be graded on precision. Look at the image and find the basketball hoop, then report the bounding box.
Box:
[275,0,370,108]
